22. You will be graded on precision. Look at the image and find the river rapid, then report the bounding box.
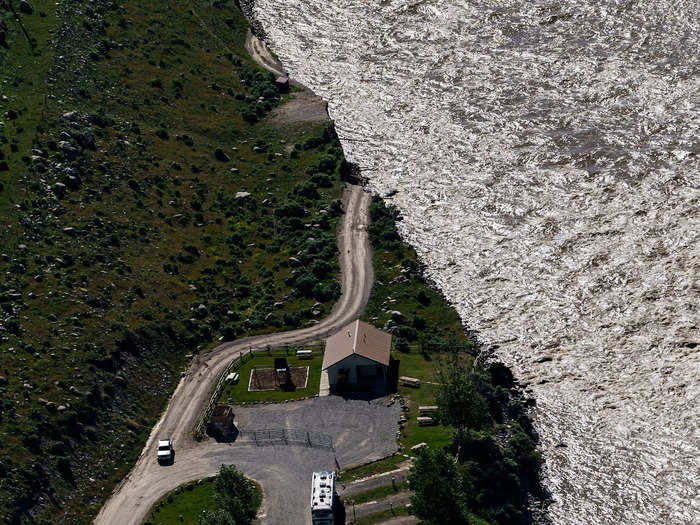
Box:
[250,1,699,523]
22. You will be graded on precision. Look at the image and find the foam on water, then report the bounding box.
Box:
[251,1,700,523]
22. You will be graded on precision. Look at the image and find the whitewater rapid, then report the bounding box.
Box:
[251,1,700,523]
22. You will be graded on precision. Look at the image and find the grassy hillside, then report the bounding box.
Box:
[0,1,345,522]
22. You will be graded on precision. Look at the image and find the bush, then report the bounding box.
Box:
[318,155,336,173]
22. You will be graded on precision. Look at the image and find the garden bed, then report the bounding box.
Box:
[217,351,323,403]
[248,365,309,391]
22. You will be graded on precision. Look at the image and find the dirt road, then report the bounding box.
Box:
[94,185,374,525]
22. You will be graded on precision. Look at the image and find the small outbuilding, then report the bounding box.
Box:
[323,320,392,393]
[275,75,290,93]
[209,404,235,433]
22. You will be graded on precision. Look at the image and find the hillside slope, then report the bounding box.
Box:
[0,1,345,522]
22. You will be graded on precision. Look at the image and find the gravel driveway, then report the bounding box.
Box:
[197,396,400,525]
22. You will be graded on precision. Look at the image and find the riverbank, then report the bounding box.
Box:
[242,3,551,523]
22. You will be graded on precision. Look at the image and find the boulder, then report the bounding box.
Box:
[235,191,251,199]
[62,111,78,121]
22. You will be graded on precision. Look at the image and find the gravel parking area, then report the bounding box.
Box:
[201,395,401,524]
[233,395,400,467]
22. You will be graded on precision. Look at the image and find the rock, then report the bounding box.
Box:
[76,131,96,150]
[4,109,18,120]
[273,301,284,309]
[45,402,57,412]
[235,191,251,199]
[59,131,71,141]
[535,355,553,363]
[57,405,68,412]
[214,148,230,162]
[62,111,78,121]
[0,376,7,386]
[69,386,82,395]
[19,1,33,14]
[47,313,57,322]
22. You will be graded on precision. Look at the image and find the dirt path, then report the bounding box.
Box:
[94,185,374,525]
[245,31,286,78]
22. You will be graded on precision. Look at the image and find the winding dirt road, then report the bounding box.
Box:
[94,185,374,525]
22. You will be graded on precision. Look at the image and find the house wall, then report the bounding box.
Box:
[327,354,387,392]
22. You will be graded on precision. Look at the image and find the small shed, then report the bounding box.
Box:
[275,75,290,93]
[323,320,391,393]
[210,404,235,433]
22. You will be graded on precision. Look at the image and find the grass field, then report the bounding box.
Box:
[355,506,411,525]
[344,482,409,505]
[216,351,323,403]
[145,478,216,525]
[392,352,453,451]
[338,454,407,483]
[144,476,262,525]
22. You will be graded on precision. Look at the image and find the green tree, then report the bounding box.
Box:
[211,465,257,524]
[435,354,490,430]
[409,448,468,525]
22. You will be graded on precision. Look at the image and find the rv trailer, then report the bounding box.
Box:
[310,470,335,525]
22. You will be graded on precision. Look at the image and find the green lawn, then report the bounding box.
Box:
[355,506,411,525]
[145,479,215,525]
[344,482,409,505]
[338,455,407,483]
[216,351,323,403]
[393,351,454,451]
[144,477,262,525]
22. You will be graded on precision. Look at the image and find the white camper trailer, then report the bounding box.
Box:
[310,470,335,525]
